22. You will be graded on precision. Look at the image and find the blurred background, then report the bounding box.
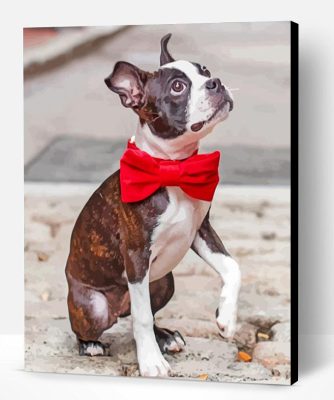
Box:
[24,23,290,184]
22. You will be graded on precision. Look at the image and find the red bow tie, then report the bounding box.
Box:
[120,140,220,203]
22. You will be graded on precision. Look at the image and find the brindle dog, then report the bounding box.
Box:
[66,34,240,377]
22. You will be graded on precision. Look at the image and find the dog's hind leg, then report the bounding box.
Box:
[67,279,117,356]
[150,272,186,354]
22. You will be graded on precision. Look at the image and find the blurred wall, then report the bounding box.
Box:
[24,22,291,165]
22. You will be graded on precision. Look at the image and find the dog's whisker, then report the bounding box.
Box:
[229,88,240,91]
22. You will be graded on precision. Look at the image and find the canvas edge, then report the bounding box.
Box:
[22,22,296,385]
[290,20,299,386]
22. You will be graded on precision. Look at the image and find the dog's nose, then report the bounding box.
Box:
[206,78,224,92]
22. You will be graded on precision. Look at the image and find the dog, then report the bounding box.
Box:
[65,34,241,377]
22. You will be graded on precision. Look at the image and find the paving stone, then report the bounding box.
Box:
[252,341,290,368]
[272,322,291,342]
[226,362,272,381]
[234,322,258,350]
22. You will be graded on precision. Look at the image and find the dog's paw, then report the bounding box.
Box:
[216,304,237,339]
[78,340,107,356]
[139,350,171,377]
[154,326,186,354]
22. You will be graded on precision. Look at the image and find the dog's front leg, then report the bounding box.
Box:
[120,204,171,377]
[192,213,241,338]
[128,271,171,377]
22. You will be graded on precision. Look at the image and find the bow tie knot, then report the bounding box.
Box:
[120,140,221,203]
[159,161,181,186]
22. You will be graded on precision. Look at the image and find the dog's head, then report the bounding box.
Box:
[105,34,233,143]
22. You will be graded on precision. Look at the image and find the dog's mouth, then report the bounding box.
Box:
[190,99,233,132]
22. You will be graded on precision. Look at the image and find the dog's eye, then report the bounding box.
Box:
[171,80,186,95]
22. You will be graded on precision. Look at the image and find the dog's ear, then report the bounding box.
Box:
[160,33,175,66]
[104,62,148,109]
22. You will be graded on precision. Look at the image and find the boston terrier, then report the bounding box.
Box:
[65,34,241,377]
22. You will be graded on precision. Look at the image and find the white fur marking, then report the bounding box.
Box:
[90,292,108,324]
[128,274,170,377]
[161,60,207,88]
[135,123,199,160]
[193,234,241,338]
[161,60,231,131]
[85,343,104,356]
[149,187,210,282]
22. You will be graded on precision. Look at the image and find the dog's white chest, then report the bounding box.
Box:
[149,187,210,282]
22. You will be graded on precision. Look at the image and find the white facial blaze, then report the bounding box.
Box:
[135,60,232,160]
[161,60,230,132]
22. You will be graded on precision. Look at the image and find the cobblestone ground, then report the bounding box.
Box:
[24,185,291,384]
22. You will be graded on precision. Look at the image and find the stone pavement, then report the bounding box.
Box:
[24,184,291,384]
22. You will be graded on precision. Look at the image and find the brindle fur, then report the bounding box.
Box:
[194,210,230,256]
[65,170,223,348]
[65,171,174,342]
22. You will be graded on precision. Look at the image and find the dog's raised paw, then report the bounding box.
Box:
[216,306,237,339]
[78,339,107,356]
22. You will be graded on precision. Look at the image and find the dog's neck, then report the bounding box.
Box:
[134,122,199,160]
